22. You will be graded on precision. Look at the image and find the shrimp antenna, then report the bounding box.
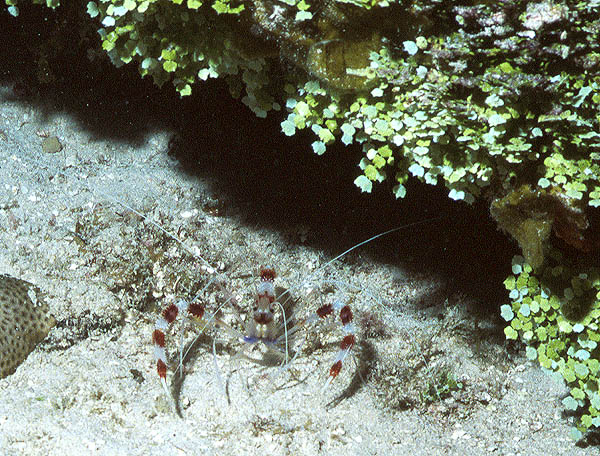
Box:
[278,215,445,303]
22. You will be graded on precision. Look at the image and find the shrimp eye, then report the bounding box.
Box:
[253,305,258,312]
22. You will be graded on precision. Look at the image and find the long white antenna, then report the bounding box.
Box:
[276,217,444,304]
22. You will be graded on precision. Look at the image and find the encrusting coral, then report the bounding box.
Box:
[0,275,55,378]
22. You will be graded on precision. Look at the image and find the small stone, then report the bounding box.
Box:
[41,136,63,154]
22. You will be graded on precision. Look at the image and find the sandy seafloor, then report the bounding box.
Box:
[0,82,595,456]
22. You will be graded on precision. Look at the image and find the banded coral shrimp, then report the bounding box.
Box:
[94,184,442,413]
[148,214,451,414]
